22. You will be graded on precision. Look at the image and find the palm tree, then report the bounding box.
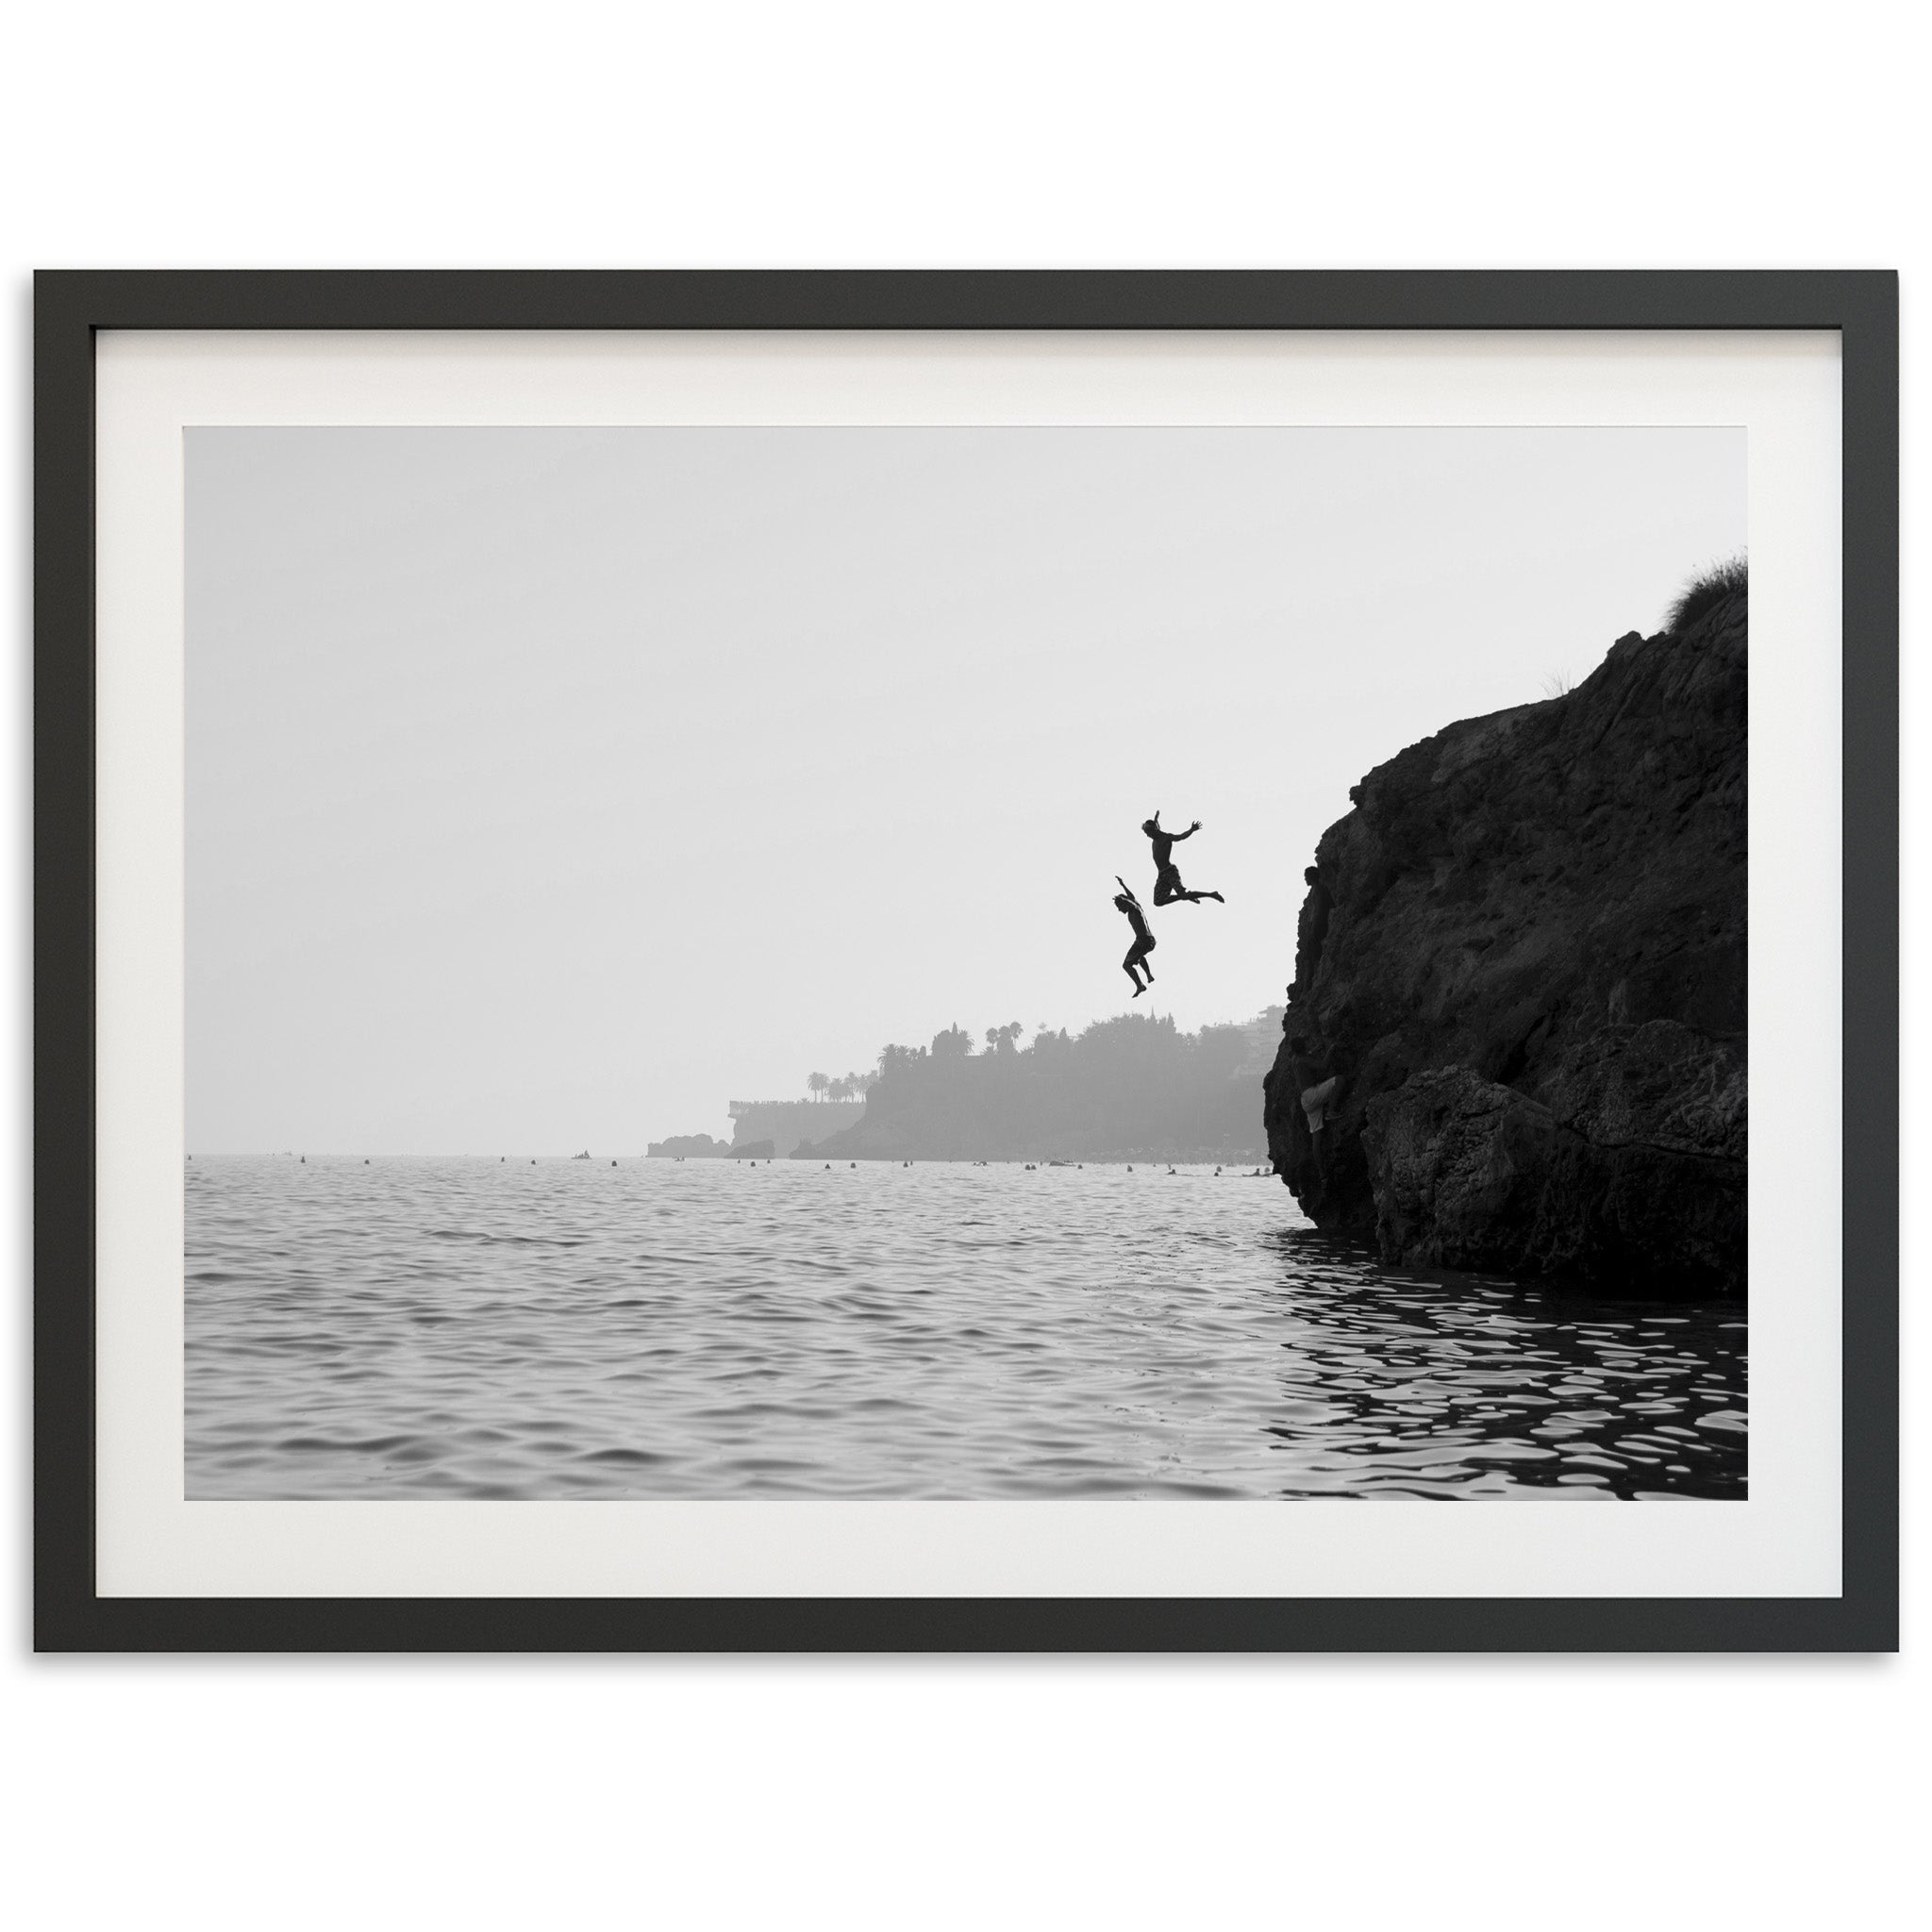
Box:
[808,1072,829,1103]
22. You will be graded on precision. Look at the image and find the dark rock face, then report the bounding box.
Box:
[1264,591,1745,1294]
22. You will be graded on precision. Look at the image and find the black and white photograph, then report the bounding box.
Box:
[9,0,1919,1917]
[185,423,1748,1503]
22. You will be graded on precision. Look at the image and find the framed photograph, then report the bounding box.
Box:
[35,272,1897,1651]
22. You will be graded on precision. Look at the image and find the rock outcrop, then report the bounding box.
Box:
[646,1133,736,1158]
[1264,590,1746,1294]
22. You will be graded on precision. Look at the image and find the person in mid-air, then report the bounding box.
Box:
[1114,876,1157,995]
[1142,811,1224,906]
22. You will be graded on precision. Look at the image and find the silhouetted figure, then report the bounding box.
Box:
[1291,865,1333,997]
[1142,811,1224,905]
[1114,876,1157,994]
[1287,1035,1343,1167]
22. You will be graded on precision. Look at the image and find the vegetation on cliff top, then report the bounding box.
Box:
[1665,552,1747,635]
[807,1069,873,1103]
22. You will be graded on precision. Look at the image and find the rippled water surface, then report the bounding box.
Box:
[187,1158,1746,1499]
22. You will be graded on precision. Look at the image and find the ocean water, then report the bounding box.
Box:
[186,1157,1747,1500]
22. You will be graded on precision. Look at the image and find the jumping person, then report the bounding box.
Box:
[1141,811,1224,906]
[1114,876,1157,995]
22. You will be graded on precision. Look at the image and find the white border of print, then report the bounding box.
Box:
[96,329,1838,1598]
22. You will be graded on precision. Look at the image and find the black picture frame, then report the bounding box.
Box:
[34,270,1899,1653]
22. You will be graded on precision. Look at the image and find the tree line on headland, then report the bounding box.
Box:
[794,1009,1275,1162]
[806,1069,874,1104]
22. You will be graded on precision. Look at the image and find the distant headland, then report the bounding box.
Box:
[647,1008,1282,1165]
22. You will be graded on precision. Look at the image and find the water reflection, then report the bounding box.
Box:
[1253,1229,1746,1499]
[187,1158,1745,1500]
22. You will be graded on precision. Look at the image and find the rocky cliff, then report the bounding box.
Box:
[1263,589,1746,1294]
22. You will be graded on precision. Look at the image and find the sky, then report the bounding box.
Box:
[186,425,1745,1153]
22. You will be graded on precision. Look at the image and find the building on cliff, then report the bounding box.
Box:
[1264,582,1746,1295]
[725,1098,866,1158]
[1232,1005,1287,1077]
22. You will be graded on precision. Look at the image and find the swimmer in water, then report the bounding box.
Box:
[1142,811,1224,906]
[1114,876,1157,995]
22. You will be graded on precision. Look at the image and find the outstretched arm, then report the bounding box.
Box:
[1172,821,1202,841]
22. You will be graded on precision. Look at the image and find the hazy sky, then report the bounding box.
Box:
[187,425,1744,1152]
